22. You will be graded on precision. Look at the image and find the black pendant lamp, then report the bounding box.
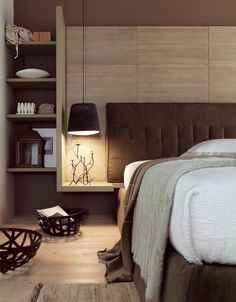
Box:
[67,0,100,136]
[68,103,100,136]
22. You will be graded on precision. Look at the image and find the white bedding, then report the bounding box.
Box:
[124,161,236,264]
[124,160,149,189]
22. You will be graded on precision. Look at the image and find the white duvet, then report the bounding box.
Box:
[124,161,236,264]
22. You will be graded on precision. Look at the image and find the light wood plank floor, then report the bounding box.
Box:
[0,215,120,302]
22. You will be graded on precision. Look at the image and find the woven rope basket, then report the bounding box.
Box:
[0,228,42,273]
[37,208,86,236]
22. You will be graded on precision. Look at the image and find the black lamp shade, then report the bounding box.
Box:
[67,103,100,136]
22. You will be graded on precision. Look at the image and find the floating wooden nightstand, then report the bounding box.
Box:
[61,182,114,192]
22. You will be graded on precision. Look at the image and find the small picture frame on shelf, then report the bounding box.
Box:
[33,128,56,167]
[16,130,44,168]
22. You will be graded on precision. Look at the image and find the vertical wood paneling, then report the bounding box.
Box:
[66,27,83,65]
[209,27,236,65]
[65,26,236,184]
[209,66,236,102]
[66,64,82,108]
[138,27,209,103]
[139,27,208,65]
[66,27,138,182]
[139,65,208,102]
[86,27,138,65]
[209,27,236,102]
[86,65,137,103]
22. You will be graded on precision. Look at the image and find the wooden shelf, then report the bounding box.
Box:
[7,167,57,173]
[6,78,56,89]
[6,41,56,56]
[62,182,114,192]
[6,114,56,122]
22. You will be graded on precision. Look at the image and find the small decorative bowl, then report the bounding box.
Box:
[0,228,42,273]
[37,208,86,236]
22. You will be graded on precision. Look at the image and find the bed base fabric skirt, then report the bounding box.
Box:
[134,243,236,302]
[117,187,127,232]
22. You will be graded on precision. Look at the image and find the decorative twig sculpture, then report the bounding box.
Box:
[70,144,94,185]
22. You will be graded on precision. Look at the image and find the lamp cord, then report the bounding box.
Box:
[82,0,86,104]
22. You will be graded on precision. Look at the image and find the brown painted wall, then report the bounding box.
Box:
[13,0,236,217]
[14,173,117,216]
[14,0,236,31]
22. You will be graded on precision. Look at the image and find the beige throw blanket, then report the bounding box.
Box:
[98,156,236,302]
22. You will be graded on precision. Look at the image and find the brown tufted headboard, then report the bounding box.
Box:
[106,103,236,182]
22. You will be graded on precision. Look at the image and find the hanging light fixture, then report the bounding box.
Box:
[67,0,100,136]
[67,0,99,185]
[68,103,100,136]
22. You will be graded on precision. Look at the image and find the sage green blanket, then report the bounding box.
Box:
[131,157,236,302]
[98,156,236,302]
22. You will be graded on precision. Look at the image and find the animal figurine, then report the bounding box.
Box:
[5,24,33,59]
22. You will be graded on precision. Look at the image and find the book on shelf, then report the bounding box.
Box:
[36,205,68,218]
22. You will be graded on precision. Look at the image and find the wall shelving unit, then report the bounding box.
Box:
[6,7,115,191]
[6,114,56,122]
[6,78,56,89]
[6,26,57,174]
[6,41,56,56]
[6,167,56,173]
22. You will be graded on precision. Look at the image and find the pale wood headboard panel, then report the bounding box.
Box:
[209,27,236,101]
[65,26,236,182]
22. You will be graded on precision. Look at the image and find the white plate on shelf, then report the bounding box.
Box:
[16,68,50,78]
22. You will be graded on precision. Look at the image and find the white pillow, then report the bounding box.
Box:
[185,139,236,154]
[124,160,149,189]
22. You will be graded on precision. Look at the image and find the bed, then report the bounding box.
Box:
[103,103,236,302]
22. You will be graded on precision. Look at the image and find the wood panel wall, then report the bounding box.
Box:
[66,26,236,181]
[209,27,236,102]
